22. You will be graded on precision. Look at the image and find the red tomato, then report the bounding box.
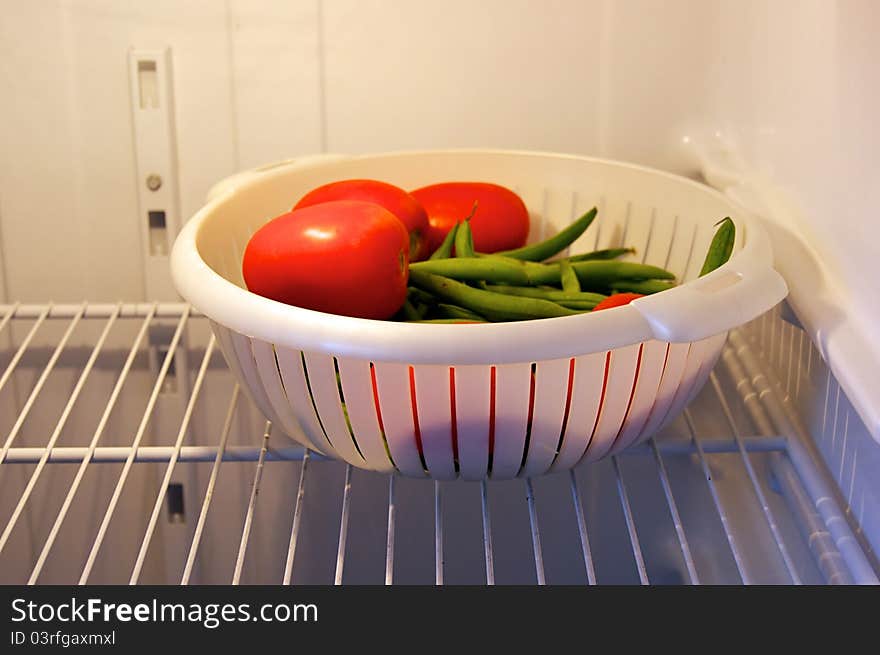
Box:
[592,293,644,311]
[243,200,410,320]
[410,182,530,255]
[293,179,430,261]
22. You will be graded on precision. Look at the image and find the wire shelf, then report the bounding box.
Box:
[0,302,875,585]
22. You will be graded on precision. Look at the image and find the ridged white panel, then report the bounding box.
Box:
[568,192,604,257]
[336,357,395,473]
[250,339,321,452]
[490,362,533,479]
[371,363,425,477]
[637,342,691,440]
[593,196,630,251]
[664,218,700,281]
[680,333,728,409]
[273,345,338,457]
[610,340,668,454]
[581,343,641,462]
[514,184,549,245]
[521,358,571,478]
[645,210,680,270]
[411,365,457,481]
[618,203,655,264]
[453,365,491,481]
[301,351,367,468]
[652,333,726,437]
[226,329,282,429]
[550,351,607,472]
[541,187,577,244]
[211,322,272,423]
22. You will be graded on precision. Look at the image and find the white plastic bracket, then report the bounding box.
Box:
[128,48,181,300]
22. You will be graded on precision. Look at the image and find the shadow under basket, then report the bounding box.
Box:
[171,149,787,480]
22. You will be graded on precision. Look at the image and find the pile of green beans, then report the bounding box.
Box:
[398,209,736,323]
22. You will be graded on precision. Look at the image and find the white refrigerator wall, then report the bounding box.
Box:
[3,0,875,305]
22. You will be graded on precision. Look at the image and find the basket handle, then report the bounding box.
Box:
[630,222,788,343]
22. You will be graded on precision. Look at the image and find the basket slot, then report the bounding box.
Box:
[489,362,533,479]
[647,212,679,269]
[550,351,608,472]
[515,184,549,245]
[371,362,427,477]
[520,357,573,477]
[223,328,285,430]
[581,343,642,462]
[593,196,629,252]
[410,365,457,480]
[610,340,670,454]
[683,219,716,282]
[335,357,395,473]
[249,339,323,453]
[635,341,691,440]
[568,192,603,258]
[273,346,340,457]
[675,333,728,419]
[541,187,578,248]
[301,352,368,468]
[648,334,727,437]
[618,204,654,264]
[452,365,492,481]
[211,323,268,420]
[665,218,699,281]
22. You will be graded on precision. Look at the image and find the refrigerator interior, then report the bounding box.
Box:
[0,0,878,584]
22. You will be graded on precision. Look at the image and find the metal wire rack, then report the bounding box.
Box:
[0,302,876,585]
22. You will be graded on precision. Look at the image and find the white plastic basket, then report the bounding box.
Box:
[171,150,787,480]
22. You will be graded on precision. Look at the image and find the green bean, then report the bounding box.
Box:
[610,279,676,295]
[436,303,486,321]
[495,207,598,261]
[406,318,488,324]
[556,300,602,310]
[401,298,432,321]
[454,218,476,258]
[410,257,531,285]
[412,256,674,288]
[560,259,581,293]
[409,269,578,321]
[484,285,607,304]
[407,286,437,305]
[429,222,459,260]
[699,217,735,276]
[563,247,635,263]
[527,260,676,287]
[401,300,422,321]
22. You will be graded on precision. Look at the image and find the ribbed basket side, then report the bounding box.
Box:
[410,365,456,480]
[504,184,705,283]
[210,322,283,436]
[489,362,533,479]
[609,340,670,455]
[452,365,492,481]
[581,343,643,462]
[335,357,396,473]
[212,318,727,479]
[636,332,728,444]
[371,362,425,477]
[520,357,572,477]
[622,341,691,448]
[549,351,608,472]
